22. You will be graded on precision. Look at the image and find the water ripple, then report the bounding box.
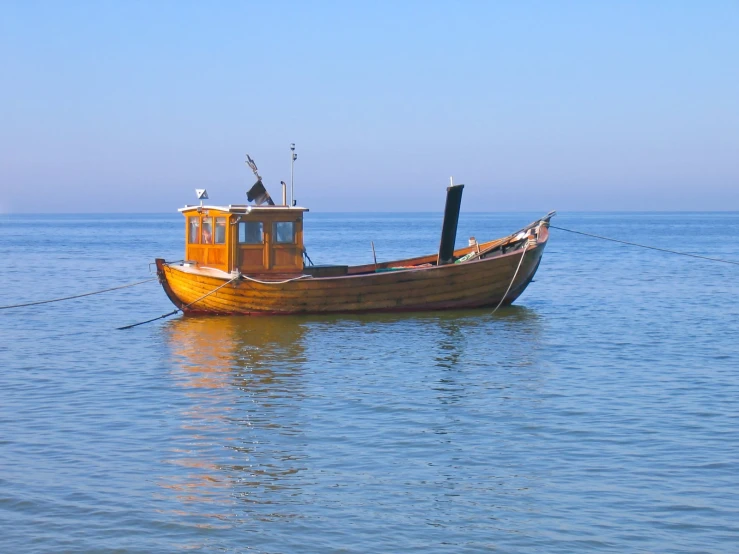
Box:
[1,213,738,552]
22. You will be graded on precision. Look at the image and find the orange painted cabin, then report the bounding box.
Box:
[180,204,308,276]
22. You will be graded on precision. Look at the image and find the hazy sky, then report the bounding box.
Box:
[1,1,737,213]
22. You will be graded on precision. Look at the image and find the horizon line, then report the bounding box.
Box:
[2,209,739,216]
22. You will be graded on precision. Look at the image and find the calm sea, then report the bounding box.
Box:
[1,212,738,553]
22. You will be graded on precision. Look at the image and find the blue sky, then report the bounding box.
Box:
[1,1,737,213]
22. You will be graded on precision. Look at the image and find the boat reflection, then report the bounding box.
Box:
[160,315,310,527]
[432,305,544,370]
[158,307,546,533]
[166,315,307,389]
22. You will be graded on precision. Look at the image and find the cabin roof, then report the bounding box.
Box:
[179,204,309,214]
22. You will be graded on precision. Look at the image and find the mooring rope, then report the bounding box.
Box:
[0,278,158,311]
[303,249,315,267]
[550,225,739,266]
[116,309,182,330]
[491,241,530,315]
[117,274,242,330]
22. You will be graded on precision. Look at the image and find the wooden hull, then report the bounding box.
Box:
[156,223,550,316]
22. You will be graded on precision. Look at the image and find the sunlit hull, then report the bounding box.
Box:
[156,222,550,315]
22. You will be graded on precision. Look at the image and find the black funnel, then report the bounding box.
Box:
[437,184,464,266]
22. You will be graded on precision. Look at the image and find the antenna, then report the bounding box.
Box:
[195,188,208,207]
[290,143,297,207]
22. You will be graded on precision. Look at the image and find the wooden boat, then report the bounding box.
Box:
[156,158,554,315]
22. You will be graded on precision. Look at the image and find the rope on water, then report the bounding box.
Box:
[117,274,242,330]
[550,225,739,266]
[116,310,181,330]
[491,241,530,315]
[0,278,158,311]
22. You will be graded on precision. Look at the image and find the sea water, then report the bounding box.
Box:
[1,212,738,553]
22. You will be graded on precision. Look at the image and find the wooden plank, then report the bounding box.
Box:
[162,245,544,314]
[159,223,549,314]
[167,246,539,298]
[170,245,539,298]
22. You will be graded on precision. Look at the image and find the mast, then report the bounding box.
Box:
[290,143,297,207]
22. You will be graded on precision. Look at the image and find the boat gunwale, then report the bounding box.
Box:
[155,212,553,314]
[160,245,546,315]
[161,217,551,284]
[163,240,541,284]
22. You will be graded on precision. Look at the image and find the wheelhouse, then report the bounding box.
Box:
[180,205,308,275]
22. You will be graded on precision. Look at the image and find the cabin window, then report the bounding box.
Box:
[188,217,199,244]
[238,221,263,244]
[274,221,295,244]
[214,217,226,244]
[201,217,213,244]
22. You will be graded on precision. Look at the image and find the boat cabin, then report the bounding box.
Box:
[180,205,308,275]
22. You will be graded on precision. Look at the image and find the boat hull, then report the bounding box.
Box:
[156,228,549,315]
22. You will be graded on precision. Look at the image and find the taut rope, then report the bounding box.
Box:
[551,225,739,266]
[118,273,242,330]
[0,278,158,310]
[491,241,530,315]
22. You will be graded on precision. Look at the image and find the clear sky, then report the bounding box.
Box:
[1,1,737,213]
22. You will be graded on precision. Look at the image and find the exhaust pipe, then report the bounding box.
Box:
[437,181,464,266]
